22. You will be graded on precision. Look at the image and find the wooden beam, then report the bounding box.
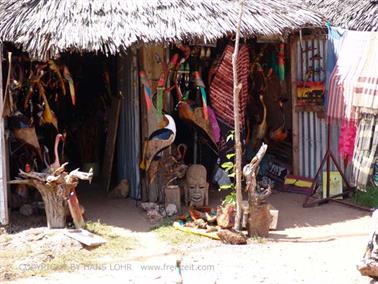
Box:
[290,35,300,176]
[102,96,121,192]
[138,45,165,201]
[0,43,9,225]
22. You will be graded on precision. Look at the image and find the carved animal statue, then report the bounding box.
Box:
[184,164,209,207]
[143,114,176,171]
[216,203,235,229]
[139,71,176,171]
[49,133,65,171]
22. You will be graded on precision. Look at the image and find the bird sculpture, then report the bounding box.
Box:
[49,133,65,171]
[143,114,176,171]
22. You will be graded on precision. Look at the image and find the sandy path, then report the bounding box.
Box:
[4,192,374,283]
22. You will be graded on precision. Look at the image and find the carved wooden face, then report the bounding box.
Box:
[185,165,208,207]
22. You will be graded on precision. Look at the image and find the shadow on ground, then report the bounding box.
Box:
[77,182,371,240]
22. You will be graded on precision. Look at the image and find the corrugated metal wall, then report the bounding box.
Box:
[296,36,346,178]
[0,43,8,224]
[116,50,141,199]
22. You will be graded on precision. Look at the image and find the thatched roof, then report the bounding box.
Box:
[306,0,378,31]
[0,0,322,60]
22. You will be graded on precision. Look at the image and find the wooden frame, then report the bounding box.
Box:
[0,43,9,225]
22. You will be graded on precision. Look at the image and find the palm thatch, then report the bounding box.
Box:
[0,0,322,60]
[306,0,378,31]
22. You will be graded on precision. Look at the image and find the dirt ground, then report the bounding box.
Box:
[1,186,374,284]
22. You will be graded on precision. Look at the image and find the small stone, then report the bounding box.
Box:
[19,204,34,216]
[166,204,178,216]
[147,209,163,222]
[141,202,159,211]
[159,209,167,217]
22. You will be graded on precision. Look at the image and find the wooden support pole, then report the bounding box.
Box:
[232,0,245,231]
[290,35,300,175]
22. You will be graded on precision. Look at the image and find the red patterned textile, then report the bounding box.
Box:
[209,44,250,128]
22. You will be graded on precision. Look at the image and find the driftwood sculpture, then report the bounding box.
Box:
[243,143,271,237]
[9,163,93,229]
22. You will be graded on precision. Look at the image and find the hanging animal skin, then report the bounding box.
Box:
[63,65,76,106]
[13,125,42,159]
[265,72,287,142]
[35,78,58,130]
[250,63,268,147]
[255,93,268,142]
[48,60,66,97]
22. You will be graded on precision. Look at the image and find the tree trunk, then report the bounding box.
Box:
[244,144,269,237]
[232,0,245,231]
[9,165,93,229]
[38,185,67,228]
[248,203,271,238]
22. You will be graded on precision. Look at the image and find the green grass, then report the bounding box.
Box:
[84,220,139,257]
[352,186,378,208]
[249,234,267,244]
[151,218,204,245]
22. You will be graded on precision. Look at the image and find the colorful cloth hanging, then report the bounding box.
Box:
[338,119,357,162]
[208,106,220,143]
[209,44,250,128]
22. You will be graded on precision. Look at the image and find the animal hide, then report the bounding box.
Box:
[13,128,42,158]
[264,73,286,141]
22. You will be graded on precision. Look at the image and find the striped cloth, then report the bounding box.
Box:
[209,44,250,128]
[352,114,378,188]
[351,33,378,114]
[327,30,371,121]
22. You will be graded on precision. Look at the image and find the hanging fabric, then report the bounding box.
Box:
[209,44,250,128]
[352,114,378,188]
[338,119,357,163]
[193,71,208,120]
[327,30,370,121]
[325,26,346,110]
[351,33,378,114]
[208,106,220,144]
